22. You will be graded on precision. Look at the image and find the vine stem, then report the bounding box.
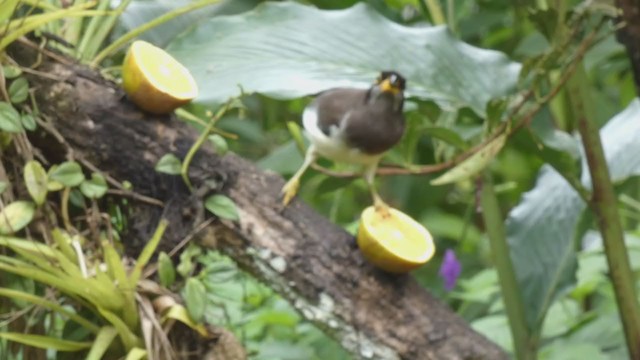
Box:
[574,76,640,360]
[180,101,233,190]
[480,174,535,360]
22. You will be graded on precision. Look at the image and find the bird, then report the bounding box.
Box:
[281,71,406,211]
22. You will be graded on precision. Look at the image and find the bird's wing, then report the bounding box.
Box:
[312,89,368,136]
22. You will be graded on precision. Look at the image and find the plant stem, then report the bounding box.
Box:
[573,74,640,359]
[480,174,534,360]
[421,0,446,25]
[180,101,232,190]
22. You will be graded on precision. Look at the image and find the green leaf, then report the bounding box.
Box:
[257,141,304,175]
[8,77,29,104]
[130,220,168,286]
[184,278,206,323]
[528,8,558,41]
[422,127,468,150]
[316,176,356,195]
[0,180,8,194]
[69,188,86,207]
[80,173,108,199]
[204,194,239,221]
[24,160,48,205]
[163,304,208,336]
[168,2,520,115]
[0,201,35,234]
[177,243,201,277]
[431,133,507,185]
[119,0,260,48]
[508,99,640,334]
[0,287,99,332]
[526,108,580,175]
[158,251,176,287]
[124,348,148,360]
[485,97,508,128]
[49,161,84,187]
[20,113,37,131]
[155,154,182,175]
[0,333,91,351]
[0,101,23,133]
[471,315,513,353]
[540,341,606,360]
[2,64,22,79]
[86,327,118,360]
[208,134,228,155]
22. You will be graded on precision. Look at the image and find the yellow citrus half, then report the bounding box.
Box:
[122,40,198,114]
[357,206,435,273]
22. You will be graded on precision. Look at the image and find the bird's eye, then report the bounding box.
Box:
[389,74,397,84]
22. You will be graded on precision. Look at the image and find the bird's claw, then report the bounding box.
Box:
[373,197,391,218]
[281,178,300,206]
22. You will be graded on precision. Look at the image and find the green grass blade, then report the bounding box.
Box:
[51,228,79,262]
[85,326,118,360]
[102,240,138,330]
[79,0,133,61]
[0,0,20,25]
[91,0,222,66]
[0,235,56,258]
[0,333,91,351]
[0,287,100,333]
[97,307,142,351]
[63,0,92,46]
[125,347,147,360]
[129,219,167,286]
[1,8,109,52]
[76,0,112,60]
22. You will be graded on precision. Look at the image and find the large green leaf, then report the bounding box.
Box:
[167,2,520,114]
[117,0,260,47]
[508,99,640,332]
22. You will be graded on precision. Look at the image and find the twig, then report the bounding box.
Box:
[16,37,74,66]
[315,19,606,180]
[105,189,164,207]
[78,158,164,207]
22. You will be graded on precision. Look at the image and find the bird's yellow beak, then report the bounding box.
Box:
[379,78,401,95]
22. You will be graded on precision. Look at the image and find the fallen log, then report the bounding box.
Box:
[13,42,507,360]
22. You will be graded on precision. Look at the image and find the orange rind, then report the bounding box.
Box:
[357,206,435,273]
[122,40,198,114]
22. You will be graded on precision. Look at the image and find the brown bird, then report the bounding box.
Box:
[281,71,406,210]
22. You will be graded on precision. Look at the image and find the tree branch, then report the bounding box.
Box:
[616,0,640,95]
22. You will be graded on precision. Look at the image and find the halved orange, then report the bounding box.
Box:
[121,40,198,114]
[357,206,435,273]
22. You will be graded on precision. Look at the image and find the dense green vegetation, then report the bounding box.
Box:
[1,0,639,359]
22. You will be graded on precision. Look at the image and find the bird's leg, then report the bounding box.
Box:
[363,160,390,217]
[281,145,318,206]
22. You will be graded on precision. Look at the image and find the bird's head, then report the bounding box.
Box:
[376,71,406,95]
[368,71,405,112]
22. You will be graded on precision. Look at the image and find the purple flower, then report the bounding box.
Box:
[439,249,461,291]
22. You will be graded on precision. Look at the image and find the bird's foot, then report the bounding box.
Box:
[281,177,300,206]
[373,197,391,219]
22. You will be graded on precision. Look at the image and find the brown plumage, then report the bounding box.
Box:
[313,87,405,155]
[281,71,406,206]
